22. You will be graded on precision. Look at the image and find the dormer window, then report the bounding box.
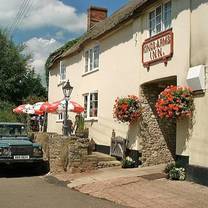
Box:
[84,45,100,74]
[149,1,171,37]
[60,61,66,82]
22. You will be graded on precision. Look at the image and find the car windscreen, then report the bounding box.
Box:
[0,124,27,137]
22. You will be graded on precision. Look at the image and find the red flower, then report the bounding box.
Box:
[155,85,193,119]
[113,95,142,124]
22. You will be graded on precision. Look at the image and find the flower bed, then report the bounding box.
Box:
[113,95,142,124]
[155,85,194,119]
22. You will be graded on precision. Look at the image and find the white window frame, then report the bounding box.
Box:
[59,61,66,82]
[149,1,172,37]
[84,45,100,75]
[56,112,64,122]
[83,91,98,120]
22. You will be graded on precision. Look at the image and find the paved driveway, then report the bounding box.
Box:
[0,166,126,208]
[76,175,208,208]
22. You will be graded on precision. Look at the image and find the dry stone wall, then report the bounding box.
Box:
[34,133,98,173]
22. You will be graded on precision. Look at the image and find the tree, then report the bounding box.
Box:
[0,30,47,105]
[0,101,17,122]
[0,30,47,122]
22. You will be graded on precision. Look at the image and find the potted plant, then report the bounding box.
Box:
[155,85,194,119]
[164,162,186,180]
[74,114,88,138]
[113,95,142,124]
[122,156,136,168]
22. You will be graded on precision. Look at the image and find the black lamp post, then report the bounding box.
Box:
[62,80,73,136]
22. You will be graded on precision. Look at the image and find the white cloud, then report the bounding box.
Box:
[0,0,87,32]
[24,37,62,85]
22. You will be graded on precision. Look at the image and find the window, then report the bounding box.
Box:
[57,112,64,122]
[83,92,98,119]
[60,61,66,81]
[149,1,171,37]
[84,45,100,73]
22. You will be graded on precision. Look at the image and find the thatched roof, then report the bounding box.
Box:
[45,38,80,69]
[48,0,153,69]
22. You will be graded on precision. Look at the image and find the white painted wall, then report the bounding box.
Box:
[48,23,140,149]
[188,0,208,167]
[48,0,208,167]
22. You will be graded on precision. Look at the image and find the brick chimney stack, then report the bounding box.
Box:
[87,6,108,30]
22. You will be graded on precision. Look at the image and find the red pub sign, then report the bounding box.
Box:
[142,29,173,67]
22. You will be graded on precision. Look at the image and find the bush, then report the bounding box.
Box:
[0,101,17,122]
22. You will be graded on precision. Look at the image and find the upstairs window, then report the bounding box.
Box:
[149,1,171,37]
[83,92,98,119]
[84,45,100,73]
[60,61,66,82]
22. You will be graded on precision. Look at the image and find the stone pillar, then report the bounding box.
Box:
[48,134,65,173]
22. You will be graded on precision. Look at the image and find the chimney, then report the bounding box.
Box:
[87,6,108,30]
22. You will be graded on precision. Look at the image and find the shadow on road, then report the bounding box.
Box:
[0,161,49,178]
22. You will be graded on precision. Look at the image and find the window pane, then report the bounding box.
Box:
[156,15,161,25]
[156,6,161,16]
[93,46,99,69]
[164,1,171,29]
[89,93,98,117]
[84,95,88,118]
[149,10,155,20]
[156,24,161,33]
[156,6,162,34]
[60,62,66,81]
[58,113,63,120]
[89,49,93,71]
[149,11,156,36]
[85,51,89,72]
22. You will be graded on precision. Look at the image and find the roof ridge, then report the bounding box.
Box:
[48,0,151,69]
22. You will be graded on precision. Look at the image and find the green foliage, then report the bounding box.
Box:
[165,162,186,180]
[45,37,80,86]
[122,156,136,168]
[0,30,47,105]
[23,95,47,105]
[0,101,17,122]
[74,114,85,133]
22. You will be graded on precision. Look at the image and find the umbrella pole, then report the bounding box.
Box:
[38,116,41,132]
[26,114,30,132]
[42,112,47,132]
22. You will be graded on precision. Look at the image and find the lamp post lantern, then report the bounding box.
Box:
[62,80,73,136]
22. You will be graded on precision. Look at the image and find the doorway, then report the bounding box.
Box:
[139,77,177,166]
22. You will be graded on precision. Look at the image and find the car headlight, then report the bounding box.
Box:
[33,147,43,156]
[0,148,3,156]
[0,147,11,156]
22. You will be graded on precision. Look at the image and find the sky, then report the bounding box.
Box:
[0,0,128,85]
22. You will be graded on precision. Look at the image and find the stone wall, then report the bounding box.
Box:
[61,137,96,173]
[34,133,96,173]
[34,133,64,173]
[139,83,176,166]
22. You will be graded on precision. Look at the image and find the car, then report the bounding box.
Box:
[0,122,43,165]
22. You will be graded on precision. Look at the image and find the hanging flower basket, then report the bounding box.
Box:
[113,95,142,124]
[155,85,194,119]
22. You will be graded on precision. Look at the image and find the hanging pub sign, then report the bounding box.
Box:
[142,29,173,68]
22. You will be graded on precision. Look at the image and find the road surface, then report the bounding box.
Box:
[0,165,126,208]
